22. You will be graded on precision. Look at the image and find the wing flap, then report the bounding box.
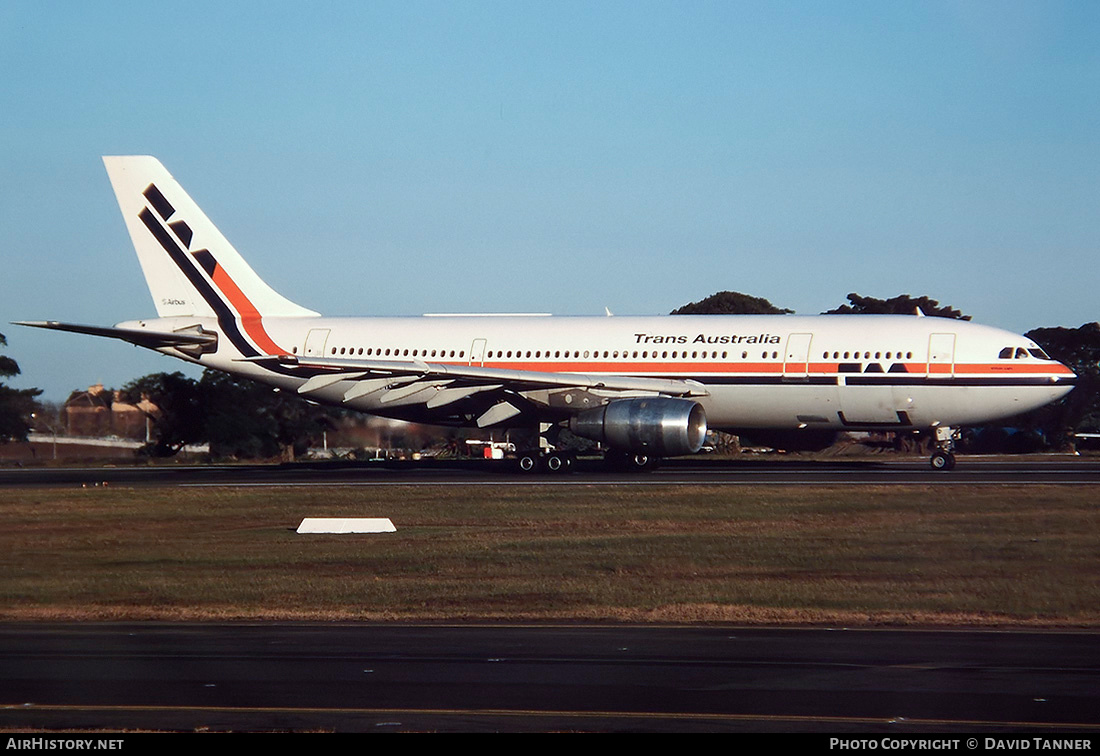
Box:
[243,354,709,398]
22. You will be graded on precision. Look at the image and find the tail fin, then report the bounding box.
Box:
[102,156,319,320]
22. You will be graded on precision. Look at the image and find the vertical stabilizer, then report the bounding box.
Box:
[102,156,319,320]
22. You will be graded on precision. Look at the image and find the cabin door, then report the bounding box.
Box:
[469,338,487,366]
[783,333,813,379]
[927,333,956,379]
[303,328,330,357]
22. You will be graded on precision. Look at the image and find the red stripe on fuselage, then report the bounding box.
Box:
[210,264,286,355]
[464,360,1071,377]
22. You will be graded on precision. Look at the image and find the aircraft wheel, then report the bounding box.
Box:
[543,453,566,473]
[930,451,956,471]
[604,450,659,472]
[517,453,539,473]
[629,453,659,471]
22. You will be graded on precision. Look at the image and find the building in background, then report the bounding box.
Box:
[63,384,158,440]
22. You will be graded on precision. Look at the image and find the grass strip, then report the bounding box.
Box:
[0,484,1096,626]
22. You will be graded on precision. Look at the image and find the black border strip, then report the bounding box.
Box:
[142,184,174,221]
[838,410,912,428]
[843,376,1073,387]
[670,375,1072,388]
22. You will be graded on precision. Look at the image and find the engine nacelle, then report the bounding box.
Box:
[568,398,707,457]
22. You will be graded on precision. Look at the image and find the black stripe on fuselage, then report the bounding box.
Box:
[842,375,1073,388]
[138,206,259,358]
[638,375,1071,388]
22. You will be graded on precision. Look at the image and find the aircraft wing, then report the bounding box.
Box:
[13,321,217,351]
[244,354,708,420]
[247,353,707,397]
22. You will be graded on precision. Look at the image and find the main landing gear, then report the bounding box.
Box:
[511,422,575,474]
[929,426,959,471]
[515,449,576,474]
[514,448,662,473]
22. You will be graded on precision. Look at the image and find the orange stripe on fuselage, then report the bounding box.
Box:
[210,264,285,355]
[467,360,1072,377]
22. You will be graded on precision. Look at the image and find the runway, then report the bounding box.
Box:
[1,460,1097,734]
[1,456,1100,487]
[1,623,1098,733]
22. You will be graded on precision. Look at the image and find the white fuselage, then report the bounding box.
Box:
[127,312,1076,433]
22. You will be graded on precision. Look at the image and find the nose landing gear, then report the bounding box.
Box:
[930,449,957,470]
[929,426,959,471]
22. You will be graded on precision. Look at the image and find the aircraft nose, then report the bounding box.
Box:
[1052,359,1077,385]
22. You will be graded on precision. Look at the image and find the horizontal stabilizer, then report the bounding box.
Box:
[14,320,217,351]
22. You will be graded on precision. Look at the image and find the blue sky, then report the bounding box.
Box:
[2,1,1098,400]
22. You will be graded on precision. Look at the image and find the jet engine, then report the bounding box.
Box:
[568,397,707,457]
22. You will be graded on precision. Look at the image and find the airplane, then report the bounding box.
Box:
[17,156,1077,472]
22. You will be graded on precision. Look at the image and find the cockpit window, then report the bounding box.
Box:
[1001,346,1053,360]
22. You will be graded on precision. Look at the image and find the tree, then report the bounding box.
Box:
[119,369,338,460]
[824,293,970,320]
[1017,323,1100,444]
[199,370,336,460]
[0,333,42,443]
[120,372,204,456]
[671,291,793,315]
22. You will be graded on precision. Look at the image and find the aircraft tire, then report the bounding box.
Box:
[605,450,659,472]
[930,451,956,471]
[543,453,566,473]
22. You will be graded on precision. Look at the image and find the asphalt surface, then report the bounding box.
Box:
[2,455,1100,487]
[2,457,1097,734]
[1,623,1098,733]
